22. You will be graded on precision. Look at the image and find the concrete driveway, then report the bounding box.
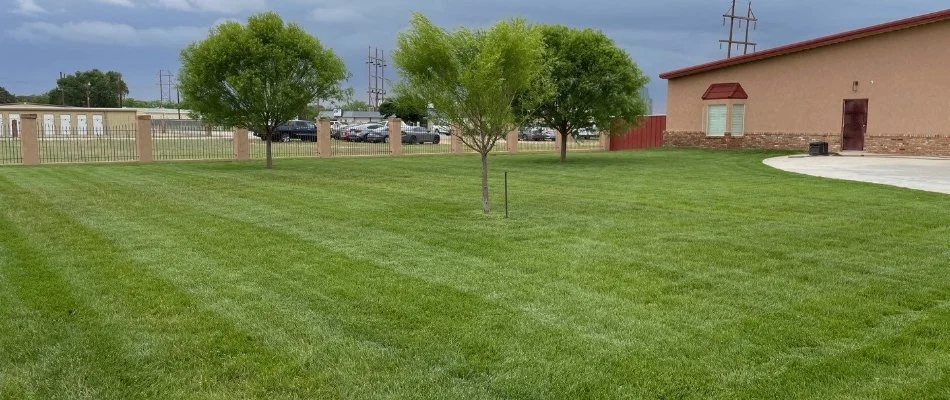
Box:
[764,155,950,194]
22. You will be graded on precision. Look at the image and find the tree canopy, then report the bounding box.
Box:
[178,12,348,168]
[338,99,372,111]
[393,13,546,214]
[0,86,14,104]
[44,70,129,108]
[522,25,649,162]
[377,95,428,125]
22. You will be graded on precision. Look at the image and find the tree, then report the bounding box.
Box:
[45,70,129,108]
[522,25,649,162]
[178,12,348,168]
[0,86,14,104]
[377,95,427,125]
[339,99,371,111]
[393,13,546,214]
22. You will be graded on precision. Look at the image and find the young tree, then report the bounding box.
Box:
[393,13,546,214]
[524,25,649,162]
[178,12,348,169]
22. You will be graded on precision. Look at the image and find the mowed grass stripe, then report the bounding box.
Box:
[0,176,345,399]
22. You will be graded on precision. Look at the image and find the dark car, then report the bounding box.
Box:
[253,120,316,142]
[402,126,441,144]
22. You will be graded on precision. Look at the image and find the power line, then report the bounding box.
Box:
[367,46,387,110]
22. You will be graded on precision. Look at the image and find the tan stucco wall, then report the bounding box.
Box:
[0,108,138,134]
[666,20,950,137]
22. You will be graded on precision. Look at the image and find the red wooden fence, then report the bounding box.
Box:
[609,115,666,151]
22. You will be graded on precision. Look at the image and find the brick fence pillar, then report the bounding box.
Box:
[233,127,250,160]
[318,118,332,157]
[388,118,402,156]
[136,115,153,163]
[506,129,519,153]
[20,114,39,165]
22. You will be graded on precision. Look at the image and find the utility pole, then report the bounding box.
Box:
[85,82,91,107]
[366,46,387,110]
[59,72,65,106]
[176,86,181,119]
[719,0,758,58]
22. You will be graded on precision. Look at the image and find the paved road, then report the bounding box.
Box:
[764,155,950,195]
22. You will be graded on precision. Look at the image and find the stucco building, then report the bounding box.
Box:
[660,9,950,156]
[0,103,138,137]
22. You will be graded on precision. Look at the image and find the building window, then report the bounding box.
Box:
[731,104,745,136]
[705,104,727,136]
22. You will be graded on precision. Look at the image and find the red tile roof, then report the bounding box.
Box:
[660,9,950,80]
[702,83,748,100]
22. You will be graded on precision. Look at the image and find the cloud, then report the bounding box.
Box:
[9,21,208,47]
[12,0,47,15]
[311,6,365,24]
[86,0,267,13]
[151,0,267,13]
[96,0,135,6]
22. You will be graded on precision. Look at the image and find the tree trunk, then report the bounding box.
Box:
[265,131,274,169]
[480,152,490,214]
[559,130,569,162]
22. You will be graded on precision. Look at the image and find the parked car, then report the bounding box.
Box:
[402,126,441,144]
[364,126,442,144]
[431,125,450,135]
[341,123,385,142]
[253,120,316,142]
[519,127,556,141]
[575,128,600,140]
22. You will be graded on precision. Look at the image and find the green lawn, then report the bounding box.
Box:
[0,149,948,399]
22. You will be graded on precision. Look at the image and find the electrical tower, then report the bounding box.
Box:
[367,47,387,110]
[719,0,758,58]
[157,70,175,106]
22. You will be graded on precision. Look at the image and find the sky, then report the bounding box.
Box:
[1,0,946,112]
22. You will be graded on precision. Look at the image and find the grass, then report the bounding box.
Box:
[0,149,948,399]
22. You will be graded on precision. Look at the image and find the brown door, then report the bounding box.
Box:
[842,99,868,151]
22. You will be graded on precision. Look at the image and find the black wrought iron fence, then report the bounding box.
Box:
[0,136,21,165]
[152,121,233,161]
[331,135,391,157]
[250,133,319,159]
[39,125,137,164]
[565,131,604,152]
[401,132,453,155]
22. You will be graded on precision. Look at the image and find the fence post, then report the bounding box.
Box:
[388,118,402,156]
[317,118,332,157]
[20,114,39,165]
[600,132,611,151]
[451,125,463,153]
[136,115,153,163]
[506,129,519,153]
[233,127,250,161]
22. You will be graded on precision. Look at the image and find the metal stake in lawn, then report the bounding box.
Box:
[504,171,509,219]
